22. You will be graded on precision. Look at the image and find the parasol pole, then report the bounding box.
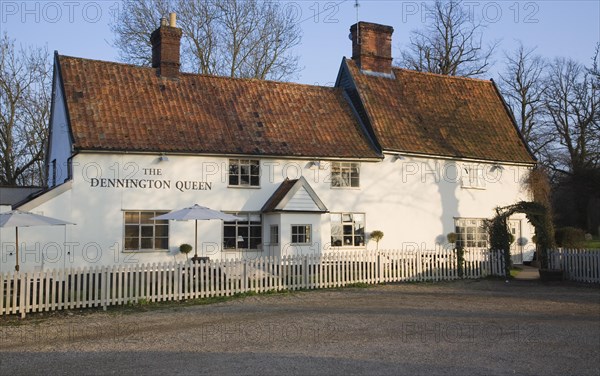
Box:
[194,219,198,259]
[15,227,20,272]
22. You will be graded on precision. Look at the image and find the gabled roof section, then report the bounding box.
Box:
[262,177,328,213]
[0,187,44,206]
[57,55,381,159]
[342,58,536,164]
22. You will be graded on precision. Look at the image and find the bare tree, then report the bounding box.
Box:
[499,43,551,156]
[589,43,600,134]
[110,0,301,80]
[399,0,497,77]
[0,33,51,186]
[543,57,599,175]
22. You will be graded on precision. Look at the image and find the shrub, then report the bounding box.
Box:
[446,232,458,244]
[179,243,193,259]
[554,227,586,248]
[370,230,384,250]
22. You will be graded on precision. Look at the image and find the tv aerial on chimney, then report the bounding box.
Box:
[355,1,361,44]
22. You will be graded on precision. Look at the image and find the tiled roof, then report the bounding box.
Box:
[343,59,535,163]
[0,187,43,206]
[261,179,297,212]
[58,55,380,159]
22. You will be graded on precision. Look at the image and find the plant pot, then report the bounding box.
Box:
[539,269,563,282]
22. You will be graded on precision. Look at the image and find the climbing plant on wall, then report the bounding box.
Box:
[488,201,555,275]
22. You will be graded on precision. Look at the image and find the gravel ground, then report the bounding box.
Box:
[1,279,599,375]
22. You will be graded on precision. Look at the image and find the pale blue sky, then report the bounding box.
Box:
[1,0,599,85]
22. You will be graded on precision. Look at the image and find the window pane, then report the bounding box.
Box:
[140,212,154,224]
[250,226,262,237]
[249,238,261,249]
[229,175,239,186]
[125,225,139,237]
[250,176,260,186]
[156,238,168,250]
[141,226,154,237]
[155,225,169,237]
[141,238,153,249]
[224,237,236,249]
[125,212,139,224]
[343,225,353,235]
[224,225,236,237]
[124,238,138,250]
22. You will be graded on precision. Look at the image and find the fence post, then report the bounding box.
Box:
[102,266,108,311]
[303,256,309,289]
[19,272,26,319]
[242,261,247,293]
[377,253,382,284]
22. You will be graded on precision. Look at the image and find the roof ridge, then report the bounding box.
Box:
[392,66,493,84]
[58,53,340,91]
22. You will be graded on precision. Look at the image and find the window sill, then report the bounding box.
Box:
[123,249,169,253]
[223,248,262,252]
[329,246,366,249]
[227,185,261,189]
[461,186,486,190]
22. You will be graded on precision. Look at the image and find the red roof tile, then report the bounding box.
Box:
[58,55,380,159]
[344,59,535,163]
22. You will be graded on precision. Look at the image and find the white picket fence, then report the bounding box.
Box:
[1,249,504,318]
[548,249,600,283]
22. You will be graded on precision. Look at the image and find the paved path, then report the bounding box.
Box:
[1,279,599,375]
[513,265,540,280]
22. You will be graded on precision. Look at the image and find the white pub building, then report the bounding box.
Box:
[0,18,536,272]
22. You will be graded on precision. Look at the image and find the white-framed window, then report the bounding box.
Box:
[461,164,486,189]
[331,162,360,188]
[124,211,169,251]
[270,225,279,245]
[454,218,488,248]
[223,212,262,250]
[331,213,365,247]
[291,225,311,244]
[229,159,260,187]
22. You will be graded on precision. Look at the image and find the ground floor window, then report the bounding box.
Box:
[291,225,311,244]
[224,213,262,250]
[454,218,488,248]
[331,213,365,247]
[124,211,169,251]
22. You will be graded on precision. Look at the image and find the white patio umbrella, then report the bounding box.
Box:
[0,210,74,272]
[151,204,241,260]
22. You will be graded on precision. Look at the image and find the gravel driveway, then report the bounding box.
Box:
[1,279,599,375]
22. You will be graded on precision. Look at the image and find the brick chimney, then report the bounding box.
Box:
[350,22,394,75]
[150,12,182,79]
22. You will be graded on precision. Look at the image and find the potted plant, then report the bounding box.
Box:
[179,243,193,260]
[370,230,384,250]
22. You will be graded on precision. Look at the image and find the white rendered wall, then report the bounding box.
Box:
[1,151,534,272]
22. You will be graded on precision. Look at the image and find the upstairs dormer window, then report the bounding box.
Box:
[229,159,260,187]
[462,164,486,189]
[331,162,360,188]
